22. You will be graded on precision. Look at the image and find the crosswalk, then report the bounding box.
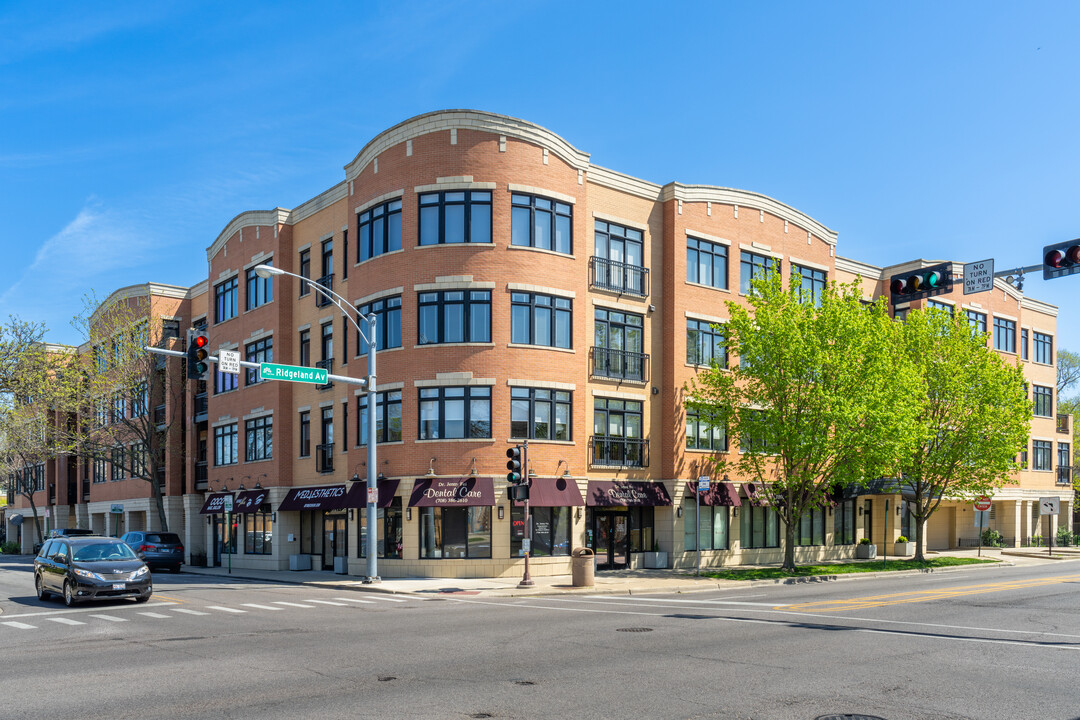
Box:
[1,594,418,631]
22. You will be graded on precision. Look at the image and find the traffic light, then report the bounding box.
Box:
[888,262,953,304]
[506,445,524,484]
[1043,239,1080,280]
[186,329,210,380]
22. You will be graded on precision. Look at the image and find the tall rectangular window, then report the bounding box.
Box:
[418,386,491,439]
[111,446,125,481]
[358,199,403,262]
[686,319,726,367]
[417,290,491,345]
[686,236,728,290]
[740,251,776,294]
[244,509,273,555]
[510,292,571,348]
[686,407,726,451]
[993,317,1016,353]
[214,276,238,323]
[245,416,273,461]
[594,308,645,381]
[418,191,492,245]
[593,220,645,296]
[683,502,729,551]
[299,329,310,367]
[215,365,238,394]
[1033,332,1053,364]
[592,398,645,467]
[741,505,780,548]
[298,411,310,458]
[1059,443,1071,484]
[792,265,827,306]
[298,249,311,296]
[1020,328,1029,360]
[246,259,273,310]
[1032,440,1052,471]
[358,390,403,445]
[511,193,572,253]
[320,322,333,362]
[93,457,107,484]
[245,336,273,385]
[214,424,238,466]
[833,499,856,545]
[796,507,826,546]
[510,388,571,441]
[130,382,148,417]
[357,296,402,351]
[966,309,987,335]
[1033,385,1053,417]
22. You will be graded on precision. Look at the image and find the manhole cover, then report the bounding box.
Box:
[615,627,653,633]
[815,715,887,720]
[378,676,396,682]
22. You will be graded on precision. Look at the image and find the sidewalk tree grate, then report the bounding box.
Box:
[615,627,653,633]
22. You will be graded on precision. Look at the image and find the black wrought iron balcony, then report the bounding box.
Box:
[591,347,649,383]
[316,443,335,473]
[315,358,334,389]
[589,256,649,297]
[590,436,648,468]
[315,274,335,307]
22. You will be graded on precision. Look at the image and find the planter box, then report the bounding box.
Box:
[643,551,668,569]
[289,554,312,571]
[856,544,877,559]
[893,542,915,556]
[334,556,348,575]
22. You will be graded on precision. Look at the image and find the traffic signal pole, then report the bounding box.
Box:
[519,440,534,588]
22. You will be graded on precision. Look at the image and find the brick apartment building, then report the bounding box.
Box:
[4,110,1073,577]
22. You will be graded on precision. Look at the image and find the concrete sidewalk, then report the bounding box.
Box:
[179,547,1073,599]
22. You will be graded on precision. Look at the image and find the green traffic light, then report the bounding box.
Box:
[924,270,941,288]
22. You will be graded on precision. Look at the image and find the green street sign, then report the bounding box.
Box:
[260,362,328,384]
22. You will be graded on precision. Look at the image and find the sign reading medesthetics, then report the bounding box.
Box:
[260,362,328,384]
[218,350,240,375]
[963,259,995,295]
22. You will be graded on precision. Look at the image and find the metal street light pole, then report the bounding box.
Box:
[253,264,380,582]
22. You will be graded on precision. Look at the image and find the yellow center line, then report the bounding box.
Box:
[152,594,186,604]
[779,574,1080,612]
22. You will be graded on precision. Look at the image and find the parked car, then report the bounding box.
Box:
[34,537,151,606]
[48,528,95,539]
[120,531,185,573]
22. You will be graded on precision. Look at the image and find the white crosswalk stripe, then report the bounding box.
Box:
[369,595,407,603]
[332,597,375,604]
[272,601,315,608]
[3,621,37,630]
[170,608,210,616]
[306,599,347,606]
[138,612,171,619]
[206,606,246,613]
[47,617,85,626]
[89,614,128,622]
[241,603,283,611]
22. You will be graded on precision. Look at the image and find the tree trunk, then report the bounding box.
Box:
[914,513,925,562]
[783,519,796,571]
[150,469,169,532]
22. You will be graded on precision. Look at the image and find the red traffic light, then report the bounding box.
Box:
[193,334,208,348]
[1043,239,1080,280]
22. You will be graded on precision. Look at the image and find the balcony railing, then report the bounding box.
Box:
[589,257,649,297]
[316,358,334,389]
[591,347,649,383]
[1057,466,1073,485]
[590,436,648,468]
[315,274,335,307]
[316,443,335,473]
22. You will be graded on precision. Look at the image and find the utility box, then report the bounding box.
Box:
[289,554,312,571]
[334,556,348,575]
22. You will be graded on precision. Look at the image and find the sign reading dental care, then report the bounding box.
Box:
[409,477,495,507]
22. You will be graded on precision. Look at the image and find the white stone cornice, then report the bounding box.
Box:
[207,208,291,262]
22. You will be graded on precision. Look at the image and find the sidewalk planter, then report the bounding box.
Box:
[289,554,312,571]
[643,551,668,569]
[856,543,877,559]
[333,556,348,575]
[894,541,915,556]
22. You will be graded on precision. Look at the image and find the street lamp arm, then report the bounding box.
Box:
[253,264,371,347]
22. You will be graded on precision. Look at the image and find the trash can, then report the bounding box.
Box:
[572,547,595,587]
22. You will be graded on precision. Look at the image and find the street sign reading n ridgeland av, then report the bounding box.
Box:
[260,362,328,384]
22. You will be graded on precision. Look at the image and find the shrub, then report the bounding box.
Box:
[859,537,872,545]
[1056,526,1074,547]
[0,541,20,554]
[981,529,1005,547]
[896,536,908,543]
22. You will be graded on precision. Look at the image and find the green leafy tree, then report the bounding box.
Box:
[686,274,915,571]
[894,308,1031,561]
[1057,349,1080,399]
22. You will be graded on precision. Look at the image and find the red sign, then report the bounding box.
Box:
[974,496,991,512]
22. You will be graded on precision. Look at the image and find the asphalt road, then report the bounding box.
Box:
[1,556,1079,720]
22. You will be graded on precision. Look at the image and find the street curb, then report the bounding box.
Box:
[179,567,423,596]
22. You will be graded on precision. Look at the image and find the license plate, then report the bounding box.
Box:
[112,583,125,591]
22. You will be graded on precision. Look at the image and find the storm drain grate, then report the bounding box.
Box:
[378,676,397,682]
[615,627,653,633]
[513,680,536,686]
[815,715,887,720]
[469,714,495,719]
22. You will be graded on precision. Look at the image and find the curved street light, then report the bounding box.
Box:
[253,264,381,582]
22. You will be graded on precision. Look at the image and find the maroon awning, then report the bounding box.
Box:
[344,479,401,509]
[233,489,271,513]
[409,477,495,507]
[586,480,672,507]
[511,477,586,508]
[739,482,769,506]
[685,481,742,507]
[277,484,350,512]
[199,493,233,515]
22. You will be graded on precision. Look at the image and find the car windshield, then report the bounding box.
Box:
[72,542,139,562]
[146,533,181,544]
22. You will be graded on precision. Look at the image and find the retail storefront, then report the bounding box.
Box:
[585,480,671,569]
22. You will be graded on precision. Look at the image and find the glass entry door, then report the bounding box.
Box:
[323,513,347,570]
[864,500,873,544]
[591,511,629,570]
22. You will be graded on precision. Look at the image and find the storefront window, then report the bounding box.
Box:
[243,506,273,555]
[215,515,238,554]
[628,506,654,552]
[419,506,492,559]
[510,506,571,557]
[796,507,826,546]
[741,505,780,548]
[358,498,403,559]
[833,499,856,545]
[682,500,729,550]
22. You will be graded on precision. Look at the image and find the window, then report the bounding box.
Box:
[741,410,778,454]
[510,388,571,441]
[1033,385,1053,417]
[792,265,826,306]
[993,317,1016,353]
[686,319,726,367]
[417,290,491,344]
[418,506,491,559]
[112,392,125,423]
[162,319,181,339]
[94,400,107,427]
[927,300,953,315]
[130,442,147,478]
[1034,332,1053,364]
[741,505,780,548]
[419,386,491,439]
[966,309,987,334]
[511,193,572,253]
[1033,440,1052,471]
[359,498,402,559]
[215,365,238,394]
[357,296,402,351]
[833,499,856,545]
[358,390,402,445]
[592,398,645,467]
[593,220,646,296]
[214,423,238,466]
[130,382,148,417]
[111,446,125,481]
[320,322,334,363]
[94,345,107,372]
[1060,443,1072,485]
[511,506,571,557]
[686,407,726,451]
[1021,328,1029,360]
[246,260,273,310]
[298,411,310,458]
[93,457,106,484]
[214,276,238,323]
[740,251,776,294]
[901,501,918,541]
[795,507,826,546]
[687,236,728,290]
[510,293,571,348]
[593,308,645,381]
[893,307,909,322]
[682,502,730,551]
[418,191,492,245]
[358,199,402,262]
[298,249,311,296]
[299,329,310,367]
[244,508,273,555]
[245,337,273,385]
[342,229,348,279]
[245,416,273,461]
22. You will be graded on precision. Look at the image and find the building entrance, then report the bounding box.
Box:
[322,512,347,570]
[590,511,629,570]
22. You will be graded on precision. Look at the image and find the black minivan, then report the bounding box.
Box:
[34,537,152,606]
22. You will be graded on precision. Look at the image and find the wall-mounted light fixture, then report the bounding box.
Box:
[470,457,478,477]
[349,509,354,521]
[377,472,386,481]
[498,506,504,520]
[732,507,739,517]
[575,507,582,521]
[426,458,437,477]
[406,508,413,521]
[676,506,683,518]
[350,464,363,483]
[858,506,863,516]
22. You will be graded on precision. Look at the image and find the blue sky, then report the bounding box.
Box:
[2,1,1078,355]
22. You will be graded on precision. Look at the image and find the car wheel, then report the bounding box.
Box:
[63,581,76,607]
[170,564,181,574]
[35,574,51,601]
[135,590,152,603]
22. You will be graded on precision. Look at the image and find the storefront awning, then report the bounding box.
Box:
[684,481,742,507]
[277,484,350,512]
[739,482,769,506]
[409,477,495,507]
[199,493,234,515]
[512,477,586,508]
[344,479,401,509]
[233,489,270,513]
[586,480,672,507]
